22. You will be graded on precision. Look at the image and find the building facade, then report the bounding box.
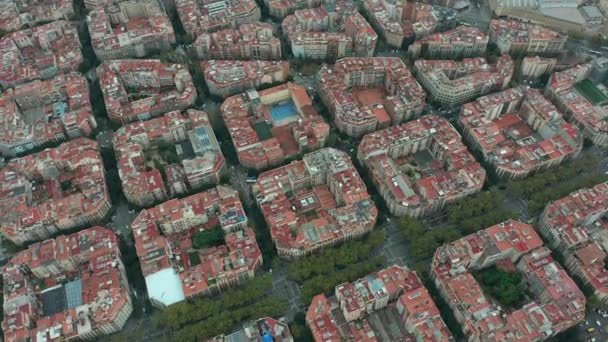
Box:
[0,139,111,245]
[192,22,281,60]
[432,220,586,341]
[414,56,514,108]
[253,148,377,258]
[87,0,175,60]
[408,25,488,60]
[317,57,426,138]
[459,87,582,179]
[2,227,133,341]
[358,115,486,217]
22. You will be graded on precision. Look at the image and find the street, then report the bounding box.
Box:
[270,265,305,322]
[291,72,317,98]
[225,165,255,206]
[106,197,139,246]
[577,309,608,342]
[455,0,492,31]
[377,217,412,268]
[96,129,114,150]
[94,2,608,337]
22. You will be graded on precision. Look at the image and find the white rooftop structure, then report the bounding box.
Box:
[145,268,186,308]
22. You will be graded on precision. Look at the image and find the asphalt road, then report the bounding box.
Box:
[102,3,608,336]
[455,0,492,31]
[377,217,413,268]
[106,198,139,246]
[578,310,608,341]
[270,265,305,322]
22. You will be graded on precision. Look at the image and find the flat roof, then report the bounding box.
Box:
[252,120,273,141]
[64,279,83,309]
[41,285,67,317]
[539,7,585,24]
[145,268,185,307]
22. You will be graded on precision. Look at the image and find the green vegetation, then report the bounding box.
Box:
[506,156,608,213]
[129,94,151,101]
[286,230,384,282]
[153,159,165,175]
[586,295,608,312]
[172,297,286,340]
[157,50,189,64]
[296,62,322,76]
[475,266,528,309]
[187,61,209,106]
[143,141,180,176]
[188,251,201,266]
[110,322,144,342]
[60,180,73,192]
[417,274,465,339]
[300,255,386,302]
[290,312,314,342]
[286,230,386,302]
[551,327,587,342]
[399,156,608,265]
[192,227,225,249]
[151,276,286,340]
[574,79,608,105]
[441,188,515,236]
[399,188,515,262]
[0,279,3,325]
[393,155,608,342]
[486,42,501,58]
[156,141,180,164]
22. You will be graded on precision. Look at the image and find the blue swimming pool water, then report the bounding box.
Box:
[270,101,298,123]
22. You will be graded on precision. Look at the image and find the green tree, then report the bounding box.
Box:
[192,227,226,249]
[476,266,527,308]
[290,312,312,341]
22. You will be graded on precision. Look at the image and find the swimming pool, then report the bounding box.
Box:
[270,101,298,124]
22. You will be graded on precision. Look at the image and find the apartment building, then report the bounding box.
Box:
[202,60,289,98]
[358,115,485,217]
[176,0,260,39]
[282,1,377,60]
[87,0,175,61]
[0,21,82,88]
[363,0,456,48]
[0,138,110,245]
[408,25,488,60]
[131,186,260,309]
[265,0,323,18]
[317,57,426,138]
[114,109,225,207]
[192,22,281,60]
[489,19,567,56]
[0,0,74,32]
[2,227,133,341]
[432,220,586,341]
[213,317,293,341]
[221,82,329,170]
[307,265,453,341]
[98,59,196,125]
[414,56,514,108]
[459,87,582,179]
[253,148,378,258]
[520,56,557,80]
[539,182,608,303]
[0,73,97,157]
[545,64,608,147]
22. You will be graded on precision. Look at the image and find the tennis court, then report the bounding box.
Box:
[574,79,608,105]
[252,120,273,141]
